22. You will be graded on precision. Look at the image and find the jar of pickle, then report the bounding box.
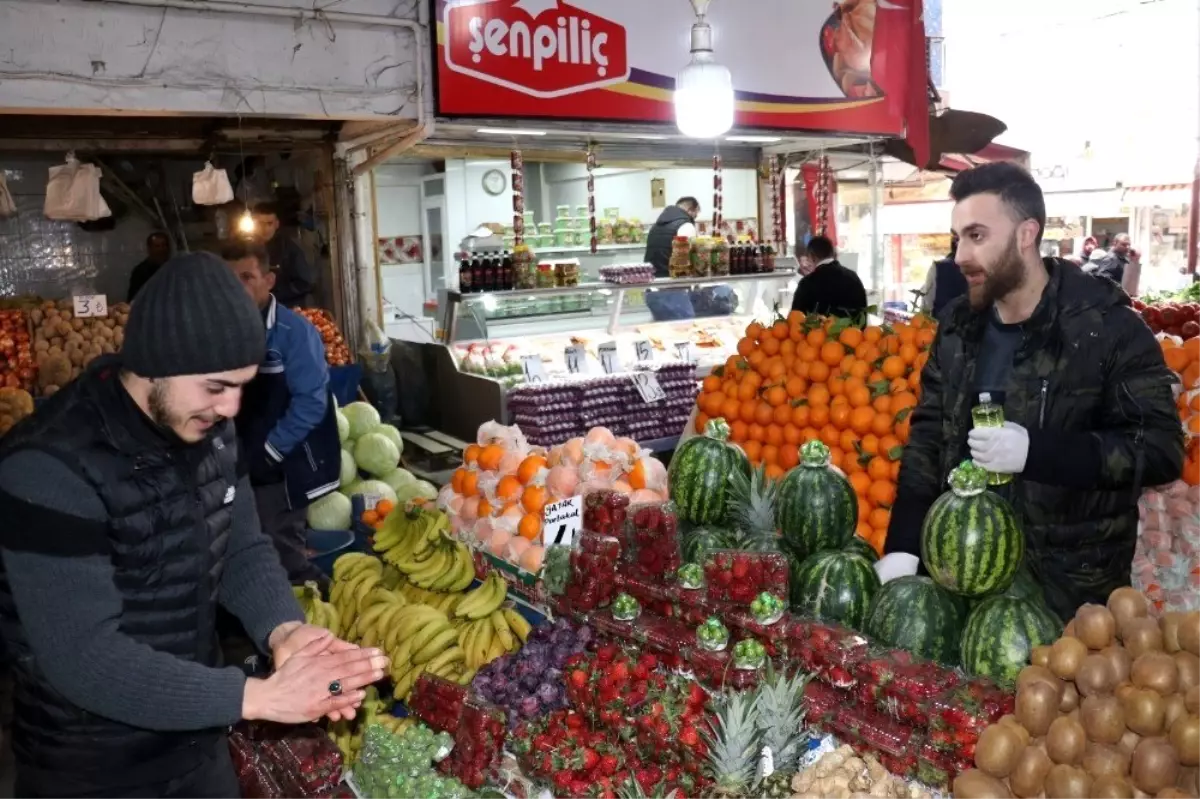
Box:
[711,239,730,276]
[690,238,713,277]
[536,262,556,288]
[668,237,691,278]
[513,246,536,289]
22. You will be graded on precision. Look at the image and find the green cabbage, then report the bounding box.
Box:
[380,467,418,494]
[372,424,404,455]
[396,479,438,503]
[354,479,399,508]
[341,479,363,498]
[307,491,352,531]
[336,409,350,443]
[342,402,381,440]
[339,449,357,488]
[354,432,400,477]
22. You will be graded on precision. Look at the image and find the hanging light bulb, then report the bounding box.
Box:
[237,209,256,236]
[675,0,734,139]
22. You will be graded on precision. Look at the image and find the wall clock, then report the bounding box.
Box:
[481,169,507,196]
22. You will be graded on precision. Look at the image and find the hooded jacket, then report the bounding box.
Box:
[886,259,1184,620]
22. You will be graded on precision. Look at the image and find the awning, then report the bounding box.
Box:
[1122,184,1193,207]
[938,141,1030,173]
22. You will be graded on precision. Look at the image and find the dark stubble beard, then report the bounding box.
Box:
[147,379,185,431]
[968,233,1026,311]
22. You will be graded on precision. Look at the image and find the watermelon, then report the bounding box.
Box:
[682,526,732,563]
[776,441,856,562]
[845,535,879,563]
[996,564,1044,606]
[921,461,1025,598]
[865,576,969,666]
[960,595,1062,686]
[790,550,880,631]
[669,418,750,526]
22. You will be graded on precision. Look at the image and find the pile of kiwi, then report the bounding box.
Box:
[954,588,1199,799]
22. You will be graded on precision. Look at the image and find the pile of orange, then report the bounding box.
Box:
[1161,335,1200,486]
[360,499,397,530]
[693,311,938,555]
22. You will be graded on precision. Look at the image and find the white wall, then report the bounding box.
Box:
[0,0,424,119]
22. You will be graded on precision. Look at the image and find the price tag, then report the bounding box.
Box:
[73,294,108,318]
[634,339,653,362]
[520,354,546,383]
[542,495,582,547]
[564,345,588,375]
[630,371,667,404]
[598,341,621,374]
[674,341,695,363]
[360,492,382,511]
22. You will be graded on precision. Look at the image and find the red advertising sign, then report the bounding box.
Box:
[434,0,929,149]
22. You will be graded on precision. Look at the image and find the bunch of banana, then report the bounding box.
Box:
[374,507,475,593]
[397,582,463,616]
[327,685,392,766]
[386,604,476,701]
[291,581,339,637]
[454,572,508,620]
[458,606,531,670]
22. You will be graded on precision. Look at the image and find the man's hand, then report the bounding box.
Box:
[244,635,388,725]
[968,422,1030,474]
[269,622,368,722]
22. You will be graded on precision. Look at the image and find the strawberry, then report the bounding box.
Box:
[599,754,620,776]
[677,725,699,748]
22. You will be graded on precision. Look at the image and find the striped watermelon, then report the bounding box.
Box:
[669,418,750,527]
[996,564,1044,606]
[845,535,879,563]
[921,461,1024,598]
[682,526,733,563]
[865,576,969,666]
[777,441,856,562]
[790,550,880,631]
[960,595,1062,686]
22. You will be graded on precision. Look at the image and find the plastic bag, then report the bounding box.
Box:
[0,172,15,219]
[44,154,111,222]
[358,319,398,423]
[228,721,347,798]
[192,161,235,206]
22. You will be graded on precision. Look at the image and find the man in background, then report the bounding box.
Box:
[644,196,700,278]
[223,241,340,587]
[255,203,317,308]
[790,235,868,319]
[1093,233,1135,286]
[126,231,172,302]
[919,236,968,319]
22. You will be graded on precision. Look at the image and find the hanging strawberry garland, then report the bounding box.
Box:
[586,145,598,254]
[768,154,782,253]
[815,154,831,238]
[511,148,525,247]
[712,153,723,238]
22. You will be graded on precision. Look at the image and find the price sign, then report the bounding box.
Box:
[564,345,588,375]
[634,339,653,362]
[630,371,667,404]
[598,341,621,374]
[73,294,108,318]
[520,354,546,383]
[674,341,696,363]
[360,492,382,511]
[542,495,583,547]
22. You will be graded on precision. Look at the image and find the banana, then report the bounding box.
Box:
[447,545,477,593]
[332,552,379,583]
[408,614,452,655]
[393,605,446,644]
[393,665,421,701]
[350,572,379,610]
[360,602,404,650]
[412,626,459,665]
[502,607,531,643]
[490,609,515,651]
[456,667,477,685]
[356,596,402,633]
[424,645,465,675]
[458,573,507,620]
[388,637,416,681]
[486,635,507,663]
[472,619,494,669]
[408,548,451,587]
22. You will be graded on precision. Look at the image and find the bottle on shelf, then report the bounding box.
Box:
[970,392,1012,485]
[469,253,485,293]
[459,251,473,293]
[501,250,514,291]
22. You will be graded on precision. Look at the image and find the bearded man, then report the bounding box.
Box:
[875,163,1183,621]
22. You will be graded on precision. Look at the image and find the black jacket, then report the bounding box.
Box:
[887,260,1184,620]
[931,257,968,319]
[267,234,317,308]
[1093,252,1128,286]
[644,206,694,278]
[790,260,868,319]
[127,258,164,302]
[0,359,236,791]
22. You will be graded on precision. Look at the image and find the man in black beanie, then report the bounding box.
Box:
[0,252,387,797]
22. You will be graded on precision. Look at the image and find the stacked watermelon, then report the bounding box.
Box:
[865,575,969,666]
[790,549,880,631]
[776,441,857,563]
[668,418,750,527]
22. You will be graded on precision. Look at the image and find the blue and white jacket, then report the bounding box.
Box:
[236,295,342,508]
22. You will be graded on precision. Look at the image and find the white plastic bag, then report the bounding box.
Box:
[191,162,234,206]
[0,173,15,219]
[43,154,110,221]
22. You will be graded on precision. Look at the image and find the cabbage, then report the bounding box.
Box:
[380,467,418,494]
[336,409,350,443]
[339,449,357,488]
[342,401,381,440]
[341,479,364,498]
[353,479,398,507]
[307,491,352,531]
[354,432,399,477]
[372,424,404,455]
[397,479,438,503]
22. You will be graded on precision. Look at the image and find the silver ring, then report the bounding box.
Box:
[328,680,342,696]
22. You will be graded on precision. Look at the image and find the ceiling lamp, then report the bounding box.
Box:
[675,0,734,139]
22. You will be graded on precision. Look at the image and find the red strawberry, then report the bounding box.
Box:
[677,725,699,748]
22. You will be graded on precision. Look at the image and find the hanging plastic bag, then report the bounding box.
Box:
[192,162,235,206]
[358,319,398,424]
[0,172,15,219]
[44,154,110,222]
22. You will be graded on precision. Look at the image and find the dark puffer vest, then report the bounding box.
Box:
[0,358,236,788]
[644,206,694,278]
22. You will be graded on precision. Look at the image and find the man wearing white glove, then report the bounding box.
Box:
[879,163,1184,621]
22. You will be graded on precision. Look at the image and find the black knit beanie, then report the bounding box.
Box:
[122,252,266,378]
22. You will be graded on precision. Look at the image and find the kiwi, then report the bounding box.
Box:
[1163,612,1186,654]
[1124,687,1168,736]
[1078,653,1119,697]
[1047,715,1088,764]
[1179,611,1199,657]
[1051,636,1090,680]
[1061,681,1081,714]
[977,723,1026,778]
[1083,694,1129,745]
[1163,694,1188,733]
[1170,714,1199,767]
[1017,665,1065,704]
[1155,789,1192,798]
[1125,618,1167,659]
[1132,738,1182,795]
[999,714,1033,746]
[1031,644,1052,668]
[1017,680,1062,736]
[1178,766,1200,796]
[1092,775,1136,798]
[1078,604,1119,650]
[1085,742,1133,779]
[1009,745,1053,799]
[1188,687,1199,715]
[1174,652,1199,693]
[1120,729,1144,755]
[954,768,1014,799]
[1105,646,1136,684]
[1044,763,1093,798]
[1066,619,1078,637]
[1110,588,1150,630]
[1133,652,1181,695]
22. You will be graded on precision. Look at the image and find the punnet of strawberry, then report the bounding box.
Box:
[687,646,762,692]
[437,700,507,790]
[702,549,789,605]
[627,500,682,577]
[629,612,692,669]
[582,489,632,549]
[783,619,870,688]
[409,672,468,733]
[564,532,621,611]
[850,647,961,727]
[925,677,1014,761]
[827,701,921,780]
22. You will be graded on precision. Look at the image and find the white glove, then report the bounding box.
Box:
[968,421,1030,474]
[874,552,919,584]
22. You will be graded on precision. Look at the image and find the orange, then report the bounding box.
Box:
[702,374,722,393]
[860,433,880,456]
[773,403,793,426]
[765,385,788,407]
[839,428,860,454]
[899,343,919,364]
[738,380,758,401]
[464,444,482,465]
[740,399,760,424]
[786,376,808,398]
[850,405,876,434]
[765,424,784,447]
[521,485,547,514]
[783,423,803,446]
[802,426,821,443]
[477,444,504,471]
[765,463,786,481]
[828,374,848,397]
[761,444,780,466]
[362,509,379,526]
[872,394,893,414]
[461,470,479,497]
[864,325,883,343]
[798,343,819,362]
[476,499,494,518]
[695,412,710,434]
[767,360,787,381]
[779,443,801,470]
[820,424,841,448]
[755,402,775,426]
[743,440,763,462]
[858,497,873,524]
[830,404,852,430]
[496,475,523,501]
[868,507,891,530]
[881,355,907,380]
[517,455,548,484]
[839,327,864,349]
[820,341,845,366]
[808,384,831,406]
[791,403,811,427]
[808,361,831,384]
[721,397,742,421]
[891,391,918,416]
[895,416,912,444]
[810,404,831,427]
[848,384,872,409]
[452,468,468,494]
[772,320,790,339]
[748,423,766,442]
[730,420,749,443]
[870,411,894,436]
[890,377,909,395]
[761,336,781,357]
[745,321,765,340]
[867,456,891,481]
[518,513,542,540]
[806,328,827,348]
[1166,347,1191,373]
[868,480,896,508]
[879,434,902,459]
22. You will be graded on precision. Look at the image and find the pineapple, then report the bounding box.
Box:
[702,692,762,798]
[755,666,811,797]
[726,464,781,552]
